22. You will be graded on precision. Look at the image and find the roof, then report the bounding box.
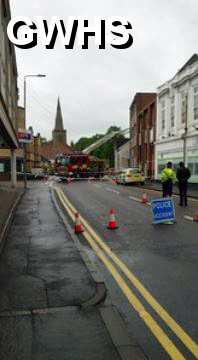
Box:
[41,141,72,161]
[177,54,198,74]
[54,98,64,131]
[129,93,156,112]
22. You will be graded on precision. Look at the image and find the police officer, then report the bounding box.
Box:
[160,162,176,198]
[176,162,191,207]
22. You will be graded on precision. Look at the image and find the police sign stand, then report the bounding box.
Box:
[151,198,176,225]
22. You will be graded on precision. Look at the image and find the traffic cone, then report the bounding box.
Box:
[67,177,72,184]
[193,214,198,222]
[107,208,118,230]
[74,213,84,233]
[141,192,148,204]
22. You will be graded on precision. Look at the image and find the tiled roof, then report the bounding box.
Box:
[41,141,73,161]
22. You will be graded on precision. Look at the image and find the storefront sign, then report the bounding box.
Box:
[18,129,32,144]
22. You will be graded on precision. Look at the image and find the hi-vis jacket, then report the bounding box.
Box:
[160,168,176,183]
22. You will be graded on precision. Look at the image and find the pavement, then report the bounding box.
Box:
[0,182,24,250]
[60,180,198,360]
[0,182,144,360]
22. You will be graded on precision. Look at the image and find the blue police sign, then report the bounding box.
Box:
[151,198,175,224]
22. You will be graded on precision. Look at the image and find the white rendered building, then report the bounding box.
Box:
[114,140,130,172]
[155,54,198,183]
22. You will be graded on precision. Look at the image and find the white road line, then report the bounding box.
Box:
[184,215,194,222]
[129,195,141,203]
[105,187,120,195]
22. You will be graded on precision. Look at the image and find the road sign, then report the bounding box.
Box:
[17,129,32,143]
[151,198,175,224]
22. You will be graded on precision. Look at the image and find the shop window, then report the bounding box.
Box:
[0,163,5,173]
[194,163,198,175]
[158,164,164,174]
[188,162,194,175]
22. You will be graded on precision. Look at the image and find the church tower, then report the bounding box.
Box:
[52,98,67,145]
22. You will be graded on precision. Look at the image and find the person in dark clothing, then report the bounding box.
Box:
[176,162,191,207]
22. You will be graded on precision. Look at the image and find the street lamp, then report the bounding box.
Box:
[23,74,46,188]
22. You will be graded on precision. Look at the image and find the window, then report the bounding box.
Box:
[187,162,194,175]
[144,130,148,143]
[161,100,165,130]
[194,163,198,175]
[170,96,175,127]
[193,86,198,121]
[158,164,164,174]
[181,92,187,124]
[0,164,5,173]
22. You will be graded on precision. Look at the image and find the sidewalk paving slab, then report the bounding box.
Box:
[0,183,145,360]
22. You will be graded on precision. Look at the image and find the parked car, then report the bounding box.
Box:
[117,168,145,185]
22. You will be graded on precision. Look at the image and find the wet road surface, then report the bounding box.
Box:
[61,180,198,360]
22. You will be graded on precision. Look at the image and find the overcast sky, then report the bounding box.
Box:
[10,0,198,144]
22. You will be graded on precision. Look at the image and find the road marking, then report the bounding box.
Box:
[94,183,196,223]
[129,195,142,203]
[56,188,186,360]
[106,187,120,195]
[56,188,198,359]
[184,215,194,222]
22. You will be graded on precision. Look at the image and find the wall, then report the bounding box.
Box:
[0,0,18,148]
[156,58,198,182]
[115,141,130,171]
[129,93,156,177]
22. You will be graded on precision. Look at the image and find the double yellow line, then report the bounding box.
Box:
[55,187,198,360]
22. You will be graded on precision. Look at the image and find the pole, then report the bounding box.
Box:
[183,94,188,167]
[23,77,27,189]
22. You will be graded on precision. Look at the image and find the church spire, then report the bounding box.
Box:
[52,97,67,145]
[54,97,64,131]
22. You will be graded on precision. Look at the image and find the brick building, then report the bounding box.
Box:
[129,93,156,178]
[0,0,19,185]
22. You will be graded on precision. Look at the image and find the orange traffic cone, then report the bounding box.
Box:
[141,192,148,204]
[107,208,118,230]
[74,213,84,233]
[193,214,198,222]
[67,177,72,184]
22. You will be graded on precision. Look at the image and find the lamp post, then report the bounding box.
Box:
[23,74,46,188]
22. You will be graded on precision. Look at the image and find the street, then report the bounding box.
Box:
[1,2,198,359]
[58,179,198,360]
